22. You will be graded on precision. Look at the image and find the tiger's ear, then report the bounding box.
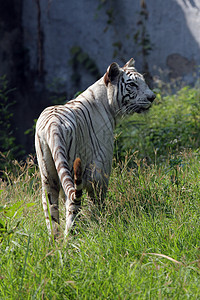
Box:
[123,58,135,69]
[104,62,121,86]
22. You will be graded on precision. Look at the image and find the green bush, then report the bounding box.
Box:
[114,86,200,163]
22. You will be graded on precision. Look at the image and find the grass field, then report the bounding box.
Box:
[0,86,200,299]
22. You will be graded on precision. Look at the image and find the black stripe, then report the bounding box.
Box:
[80,102,106,162]
[51,215,59,223]
[75,190,82,198]
[76,106,96,152]
[75,179,82,185]
[48,193,52,205]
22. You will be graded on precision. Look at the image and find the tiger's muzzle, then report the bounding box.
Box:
[147,93,156,103]
[136,92,156,113]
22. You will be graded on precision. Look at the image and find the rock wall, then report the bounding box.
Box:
[0,0,200,153]
[22,0,200,94]
[0,1,24,86]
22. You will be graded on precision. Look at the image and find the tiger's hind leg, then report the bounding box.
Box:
[41,177,60,238]
[36,136,60,238]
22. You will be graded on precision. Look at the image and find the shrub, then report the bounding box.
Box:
[114,85,200,163]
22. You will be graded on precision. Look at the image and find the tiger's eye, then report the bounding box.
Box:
[128,82,138,88]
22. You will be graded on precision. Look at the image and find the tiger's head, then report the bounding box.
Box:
[104,58,155,116]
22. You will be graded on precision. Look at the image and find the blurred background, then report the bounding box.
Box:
[0,0,200,160]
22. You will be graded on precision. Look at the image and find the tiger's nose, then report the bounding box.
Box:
[147,93,156,103]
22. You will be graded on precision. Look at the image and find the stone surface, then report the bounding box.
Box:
[1,0,200,152]
[22,0,200,95]
[166,53,196,78]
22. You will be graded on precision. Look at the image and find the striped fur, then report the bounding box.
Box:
[35,58,155,237]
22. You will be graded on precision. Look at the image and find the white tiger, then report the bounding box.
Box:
[35,58,155,237]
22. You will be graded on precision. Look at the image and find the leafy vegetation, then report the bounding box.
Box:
[115,85,200,163]
[0,85,200,298]
[70,46,101,88]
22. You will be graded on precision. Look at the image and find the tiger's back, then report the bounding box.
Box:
[36,82,115,189]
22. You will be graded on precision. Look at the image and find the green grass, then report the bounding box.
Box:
[0,149,199,299]
[0,85,200,299]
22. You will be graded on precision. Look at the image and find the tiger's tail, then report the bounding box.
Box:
[64,157,83,236]
[73,157,83,207]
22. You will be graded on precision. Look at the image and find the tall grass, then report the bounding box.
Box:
[0,85,200,299]
[0,149,199,299]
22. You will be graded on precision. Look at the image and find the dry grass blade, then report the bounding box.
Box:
[144,252,184,265]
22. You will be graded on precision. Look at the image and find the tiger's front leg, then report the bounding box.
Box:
[87,182,108,209]
[86,166,109,209]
